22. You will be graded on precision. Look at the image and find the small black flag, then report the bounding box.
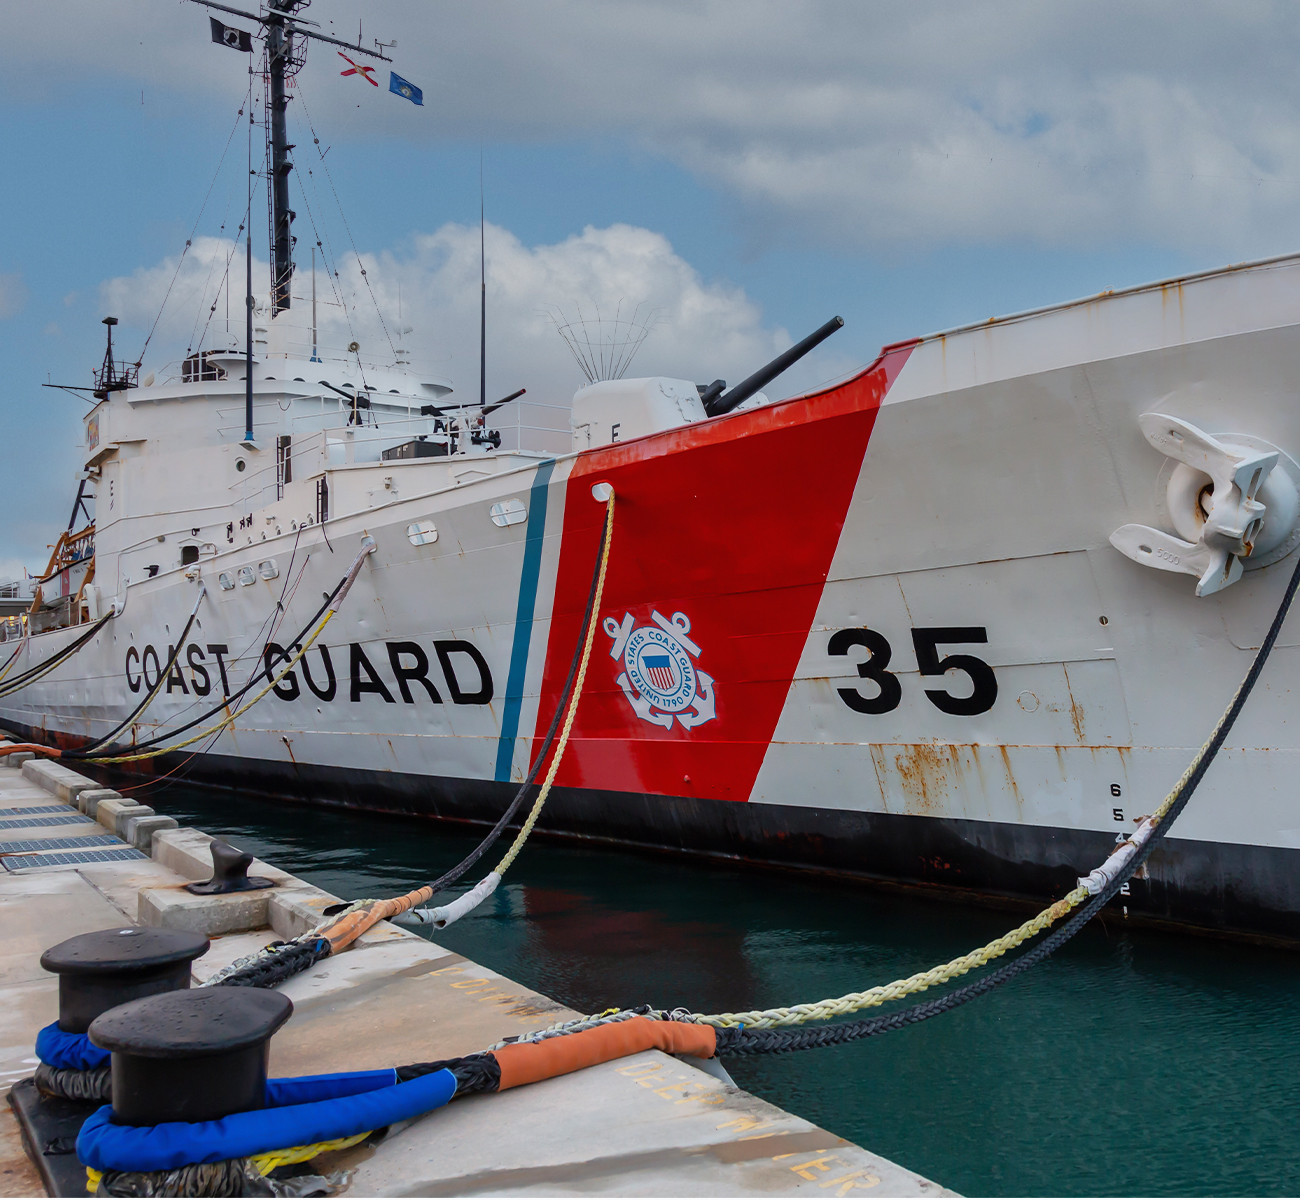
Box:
[210,16,253,52]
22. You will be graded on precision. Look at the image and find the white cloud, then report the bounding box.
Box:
[10,2,1300,256]
[0,272,27,319]
[101,235,252,360]
[100,221,795,409]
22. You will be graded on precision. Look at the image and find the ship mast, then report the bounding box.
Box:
[265,0,295,314]
[189,0,391,317]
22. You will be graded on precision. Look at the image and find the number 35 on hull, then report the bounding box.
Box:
[829,627,998,717]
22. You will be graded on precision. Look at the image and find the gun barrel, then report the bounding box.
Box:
[705,316,844,417]
[484,387,527,417]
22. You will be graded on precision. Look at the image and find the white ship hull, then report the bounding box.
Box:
[9,255,1300,941]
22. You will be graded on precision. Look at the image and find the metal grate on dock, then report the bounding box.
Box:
[1,846,145,871]
[0,834,123,854]
[0,805,75,816]
[0,813,93,830]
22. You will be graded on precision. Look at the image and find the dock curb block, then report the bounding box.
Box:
[77,789,121,817]
[112,804,154,837]
[96,797,144,834]
[21,759,100,804]
[138,885,273,936]
[125,814,178,852]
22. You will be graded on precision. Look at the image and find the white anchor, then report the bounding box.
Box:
[1111,413,1299,596]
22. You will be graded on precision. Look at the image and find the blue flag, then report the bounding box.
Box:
[389,73,423,106]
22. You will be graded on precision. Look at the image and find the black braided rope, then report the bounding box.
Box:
[69,576,346,761]
[213,938,331,990]
[33,1062,111,1103]
[96,1157,269,1197]
[395,1052,501,1096]
[417,504,612,897]
[715,551,1300,1057]
[207,509,612,993]
[76,606,201,753]
[0,614,112,700]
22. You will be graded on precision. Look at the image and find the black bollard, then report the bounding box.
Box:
[40,927,210,1034]
[185,840,275,895]
[89,987,293,1126]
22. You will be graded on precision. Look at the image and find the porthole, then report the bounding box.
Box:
[259,559,279,580]
[407,520,438,546]
[218,572,235,591]
[236,459,246,473]
[489,498,527,527]
[237,566,256,586]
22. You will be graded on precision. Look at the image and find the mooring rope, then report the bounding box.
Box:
[501,546,1300,1053]
[208,489,616,989]
[73,573,346,760]
[397,488,616,930]
[87,542,373,765]
[0,542,373,767]
[0,613,112,702]
[0,624,31,685]
[90,613,335,765]
[78,585,207,754]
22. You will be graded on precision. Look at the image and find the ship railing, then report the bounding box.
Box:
[27,597,75,636]
[94,359,140,395]
[256,331,419,372]
[150,336,424,386]
[221,408,569,514]
[278,396,569,454]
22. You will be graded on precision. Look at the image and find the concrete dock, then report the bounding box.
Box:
[0,750,950,1197]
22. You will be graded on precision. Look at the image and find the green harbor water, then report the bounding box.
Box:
[136,782,1300,1197]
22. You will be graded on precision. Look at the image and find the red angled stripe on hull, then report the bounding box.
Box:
[531,343,917,802]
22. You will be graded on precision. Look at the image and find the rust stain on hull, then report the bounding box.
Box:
[887,743,964,817]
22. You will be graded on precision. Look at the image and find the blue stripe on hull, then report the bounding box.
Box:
[493,459,556,782]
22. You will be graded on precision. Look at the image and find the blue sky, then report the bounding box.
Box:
[4,1,1295,572]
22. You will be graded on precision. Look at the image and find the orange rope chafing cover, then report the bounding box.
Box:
[493,1019,718,1091]
[0,744,59,758]
[322,885,436,953]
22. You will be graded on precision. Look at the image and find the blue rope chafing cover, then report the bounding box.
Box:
[263,1069,398,1107]
[77,1068,457,1173]
[35,1022,111,1071]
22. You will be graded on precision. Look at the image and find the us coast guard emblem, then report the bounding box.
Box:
[603,610,716,730]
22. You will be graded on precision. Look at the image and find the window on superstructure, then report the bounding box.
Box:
[181,350,227,384]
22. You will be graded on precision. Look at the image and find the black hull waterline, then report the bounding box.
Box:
[13,719,1296,947]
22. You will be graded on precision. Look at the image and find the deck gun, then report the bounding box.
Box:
[701,315,844,416]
